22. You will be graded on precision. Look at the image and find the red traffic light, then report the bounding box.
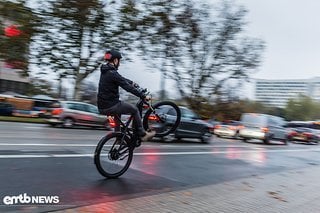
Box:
[4,25,22,37]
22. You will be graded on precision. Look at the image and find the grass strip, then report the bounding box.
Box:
[0,116,47,124]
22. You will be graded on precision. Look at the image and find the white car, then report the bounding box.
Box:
[214,121,242,138]
[238,113,288,145]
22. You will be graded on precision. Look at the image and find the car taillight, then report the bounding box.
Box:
[148,115,159,121]
[215,125,221,129]
[289,131,297,136]
[303,132,313,138]
[228,126,237,130]
[52,108,63,115]
[261,127,269,133]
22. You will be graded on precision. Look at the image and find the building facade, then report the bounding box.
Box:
[1,11,30,95]
[255,77,320,108]
[0,61,29,95]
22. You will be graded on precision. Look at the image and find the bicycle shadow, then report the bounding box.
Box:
[70,168,186,206]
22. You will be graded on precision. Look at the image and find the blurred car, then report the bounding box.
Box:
[0,102,14,116]
[238,113,288,145]
[205,117,221,134]
[46,101,109,129]
[214,120,243,138]
[287,127,320,144]
[148,106,212,143]
[31,100,57,118]
[286,121,320,144]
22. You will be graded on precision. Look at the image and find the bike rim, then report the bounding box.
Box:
[143,101,181,137]
[96,136,132,178]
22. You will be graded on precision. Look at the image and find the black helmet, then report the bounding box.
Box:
[104,49,122,61]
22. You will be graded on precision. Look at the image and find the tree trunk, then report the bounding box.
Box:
[73,79,82,101]
[159,67,167,101]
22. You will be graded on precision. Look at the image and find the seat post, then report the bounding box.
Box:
[113,115,122,132]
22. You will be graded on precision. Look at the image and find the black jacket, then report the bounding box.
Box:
[97,63,145,109]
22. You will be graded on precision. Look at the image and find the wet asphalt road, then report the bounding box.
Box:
[1,121,320,212]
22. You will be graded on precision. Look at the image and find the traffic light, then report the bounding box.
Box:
[4,25,22,37]
[1,24,27,70]
[0,1,34,72]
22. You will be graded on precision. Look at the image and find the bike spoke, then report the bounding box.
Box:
[94,134,133,178]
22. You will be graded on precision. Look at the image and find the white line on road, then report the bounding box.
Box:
[24,126,46,129]
[0,143,96,147]
[0,143,256,148]
[0,154,92,158]
[0,136,100,140]
[0,147,320,158]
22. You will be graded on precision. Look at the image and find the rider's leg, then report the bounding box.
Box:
[99,101,155,141]
[100,102,144,135]
[116,102,145,136]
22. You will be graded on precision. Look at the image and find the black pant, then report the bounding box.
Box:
[99,101,145,136]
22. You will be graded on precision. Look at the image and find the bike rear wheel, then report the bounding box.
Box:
[143,101,181,137]
[94,133,133,178]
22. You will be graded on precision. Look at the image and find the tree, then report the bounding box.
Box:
[81,81,98,104]
[284,95,320,121]
[128,0,264,112]
[27,77,54,96]
[128,0,199,100]
[32,0,126,100]
[0,0,37,74]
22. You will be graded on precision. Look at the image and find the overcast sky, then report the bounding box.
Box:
[236,0,320,81]
[89,0,320,99]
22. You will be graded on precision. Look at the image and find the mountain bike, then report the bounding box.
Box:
[94,88,181,178]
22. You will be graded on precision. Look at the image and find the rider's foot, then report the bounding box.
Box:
[141,130,156,142]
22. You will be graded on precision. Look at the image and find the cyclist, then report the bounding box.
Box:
[97,49,156,142]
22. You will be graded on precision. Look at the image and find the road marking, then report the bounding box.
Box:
[24,126,46,129]
[0,143,316,150]
[0,143,255,148]
[0,143,96,147]
[136,148,320,155]
[0,148,320,158]
[0,154,92,158]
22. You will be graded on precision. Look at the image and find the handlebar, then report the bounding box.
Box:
[132,83,151,104]
[134,85,149,97]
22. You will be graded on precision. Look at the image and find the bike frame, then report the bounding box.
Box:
[111,97,152,149]
[95,91,181,178]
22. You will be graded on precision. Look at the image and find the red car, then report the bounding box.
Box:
[287,127,320,144]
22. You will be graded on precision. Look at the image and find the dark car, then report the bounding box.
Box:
[287,127,320,144]
[286,121,320,144]
[148,106,212,143]
[0,102,14,116]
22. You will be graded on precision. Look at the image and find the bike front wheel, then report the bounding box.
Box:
[143,101,181,137]
[94,133,133,178]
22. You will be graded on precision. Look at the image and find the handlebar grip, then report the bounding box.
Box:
[137,87,148,94]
